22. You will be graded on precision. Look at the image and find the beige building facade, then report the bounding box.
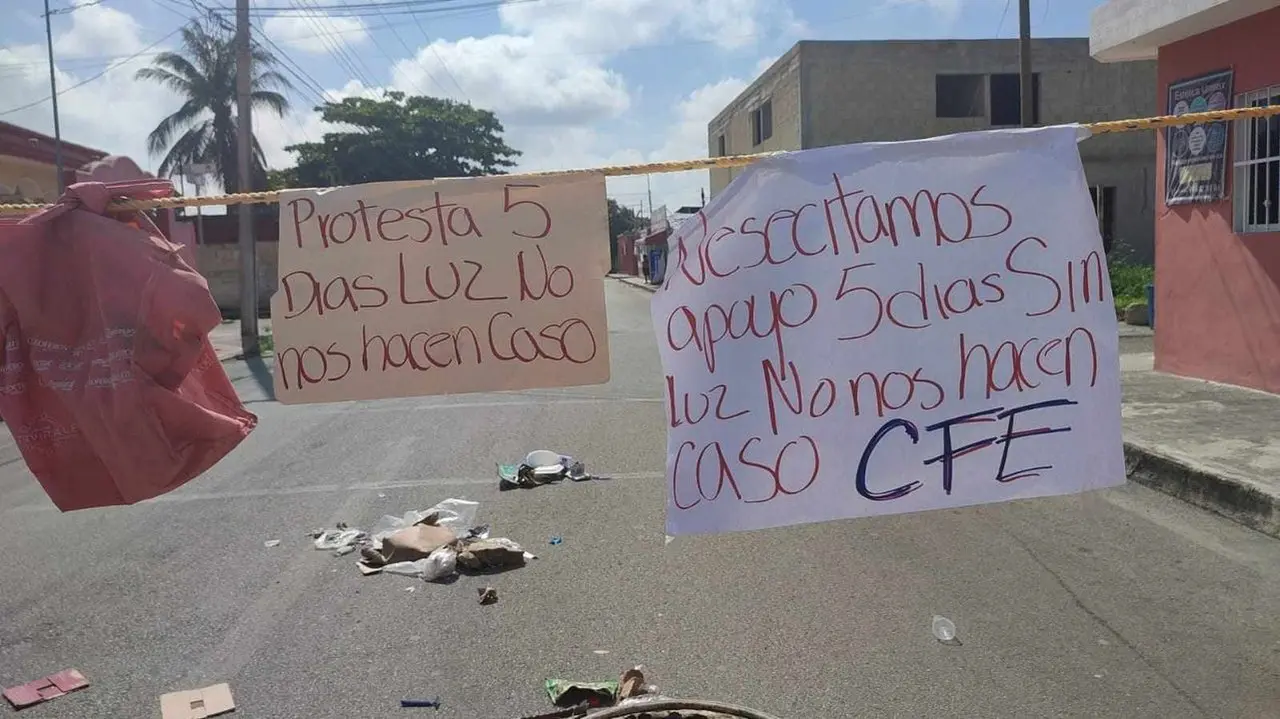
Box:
[708,39,1159,261]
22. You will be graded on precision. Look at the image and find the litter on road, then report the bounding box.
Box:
[399,696,441,709]
[544,666,659,712]
[498,449,607,490]
[932,615,960,645]
[478,586,498,605]
[159,682,235,719]
[457,537,531,571]
[307,498,535,589]
[545,679,619,709]
[3,668,89,709]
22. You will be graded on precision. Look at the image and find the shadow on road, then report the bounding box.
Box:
[240,355,277,403]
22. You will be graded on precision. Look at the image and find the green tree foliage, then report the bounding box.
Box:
[135,20,292,193]
[276,91,520,187]
[265,166,298,191]
[608,198,646,240]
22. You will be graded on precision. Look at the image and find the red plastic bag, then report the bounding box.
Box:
[0,180,256,510]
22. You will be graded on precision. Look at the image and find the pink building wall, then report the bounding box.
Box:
[1155,6,1280,393]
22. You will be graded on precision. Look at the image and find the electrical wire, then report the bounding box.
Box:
[251,0,512,13]
[249,0,541,19]
[0,26,182,116]
[42,0,107,16]
[3,4,815,72]
[406,12,470,102]
[360,0,451,96]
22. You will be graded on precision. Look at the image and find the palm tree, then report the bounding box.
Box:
[135,19,293,194]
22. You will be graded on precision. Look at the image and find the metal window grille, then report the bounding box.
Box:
[1233,87,1280,232]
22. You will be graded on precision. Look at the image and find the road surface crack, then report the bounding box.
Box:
[1007,530,1210,718]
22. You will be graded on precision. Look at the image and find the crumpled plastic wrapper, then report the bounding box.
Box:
[312,528,368,556]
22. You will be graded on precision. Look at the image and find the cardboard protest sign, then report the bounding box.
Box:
[271,174,611,404]
[652,126,1124,536]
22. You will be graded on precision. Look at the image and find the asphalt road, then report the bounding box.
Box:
[1,281,1278,719]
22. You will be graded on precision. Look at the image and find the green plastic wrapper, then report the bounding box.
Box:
[543,679,619,708]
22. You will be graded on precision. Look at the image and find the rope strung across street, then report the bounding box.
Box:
[1,104,1275,215]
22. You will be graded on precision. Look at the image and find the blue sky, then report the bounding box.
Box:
[1,0,1107,210]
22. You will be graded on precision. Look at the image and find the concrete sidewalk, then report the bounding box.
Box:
[612,273,660,293]
[1122,351,1280,538]
[209,318,273,362]
[611,274,1279,538]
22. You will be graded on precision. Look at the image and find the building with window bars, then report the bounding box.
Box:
[1092,0,1280,393]
[707,39,1157,260]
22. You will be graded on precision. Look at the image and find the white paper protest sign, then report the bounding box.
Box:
[652,126,1124,536]
[271,173,611,404]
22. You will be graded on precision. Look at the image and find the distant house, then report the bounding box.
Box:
[0,123,208,296]
[1091,0,1280,393]
[0,121,106,203]
[707,38,1158,262]
[635,205,703,285]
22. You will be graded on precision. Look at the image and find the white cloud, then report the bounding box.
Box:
[384,0,796,209]
[385,0,801,129]
[53,0,146,58]
[0,0,795,216]
[631,75,754,212]
[255,80,381,170]
[499,0,803,53]
[0,43,177,177]
[390,35,630,126]
[263,12,369,54]
[509,71,757,214]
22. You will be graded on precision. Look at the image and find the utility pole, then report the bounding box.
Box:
[1018,0,1034,127]
[42,0,65,195]
[646,174,654,217]
[235,0,259,356]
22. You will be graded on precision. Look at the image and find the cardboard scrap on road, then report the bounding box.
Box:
[160,683,236,719]
[3,668,89,709]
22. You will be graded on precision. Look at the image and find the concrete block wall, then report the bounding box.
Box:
[708,46,804,197]
[196,242,278,314]
[799,39,1156,151]
[706,38,1159,261]
[1082,156,1156,263]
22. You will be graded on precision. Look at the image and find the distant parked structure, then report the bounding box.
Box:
[707,38,1157,262]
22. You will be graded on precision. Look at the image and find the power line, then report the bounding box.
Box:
[0,26,182,116]
[251,0,507,13]
[289,0,379,89]
[42,0,107,16]
[407,13,470,102]
[361,0,451,95]
[248,0,541,19]
[253,23,332,104]
[996,0,1011,36]
[6,5,806,73]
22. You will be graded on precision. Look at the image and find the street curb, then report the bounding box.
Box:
[1124,442,1279,538]
[609,275,658,293]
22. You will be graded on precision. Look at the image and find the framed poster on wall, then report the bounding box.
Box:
[1165,69,1233,205]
